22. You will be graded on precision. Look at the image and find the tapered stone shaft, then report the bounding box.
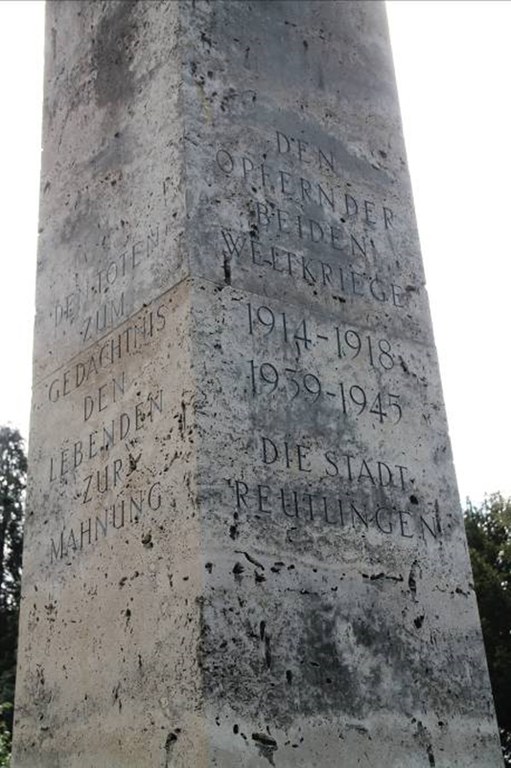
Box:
[13,2,502,766]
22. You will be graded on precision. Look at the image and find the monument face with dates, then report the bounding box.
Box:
[13,2,502,766]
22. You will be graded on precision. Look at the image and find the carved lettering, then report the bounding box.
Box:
[49,481,163,563]
[260,435,408,491]
[83,373,126,422]
[227,478,439,543]
[216,138,395,231]
[52,222,170,345]
[47,304,166,404]
[82,293,125,342]
[222,228,409,309]
[49,388,165,482]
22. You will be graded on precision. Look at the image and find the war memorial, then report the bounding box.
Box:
[12,1,503,765]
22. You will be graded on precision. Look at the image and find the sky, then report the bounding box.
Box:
[0,0,509,505]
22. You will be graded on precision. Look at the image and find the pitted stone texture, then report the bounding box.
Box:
[34,0,186,380]
[15,283,208,768]
[189,278,500,767]
[14,2,502,767]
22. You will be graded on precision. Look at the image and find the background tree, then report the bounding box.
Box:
[465,493,511,765]
[0,426,26,764]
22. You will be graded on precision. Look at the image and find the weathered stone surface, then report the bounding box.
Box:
[13,1,502,767]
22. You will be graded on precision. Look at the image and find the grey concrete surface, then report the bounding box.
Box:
[13,2,502,766]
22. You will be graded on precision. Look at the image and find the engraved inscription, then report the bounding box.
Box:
[247,359,403,426]
[50,480,163,564]
[226,479,439,543]
[48,388,164,485]
[39,296,180,565]
[246,301,399,369]
[216,132,395,230]
[210,127,415,309]
[220,227,407,309]
[51,222,171,345]
[46,303,167,403]
[259,435,409,490]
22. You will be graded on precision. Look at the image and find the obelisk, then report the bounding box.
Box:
[13,2,503,766]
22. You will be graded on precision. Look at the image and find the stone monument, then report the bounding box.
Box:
[13,1,503,766]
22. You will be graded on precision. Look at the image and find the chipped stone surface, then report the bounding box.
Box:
[13,1,502,766]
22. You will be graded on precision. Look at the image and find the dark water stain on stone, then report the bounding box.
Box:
[299,603,361,717]
[92,0,138,108]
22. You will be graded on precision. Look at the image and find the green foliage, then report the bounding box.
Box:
[0,703,11,767]
[0,427,26,757]
[465,493,511,764]
[0,427,26,613]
